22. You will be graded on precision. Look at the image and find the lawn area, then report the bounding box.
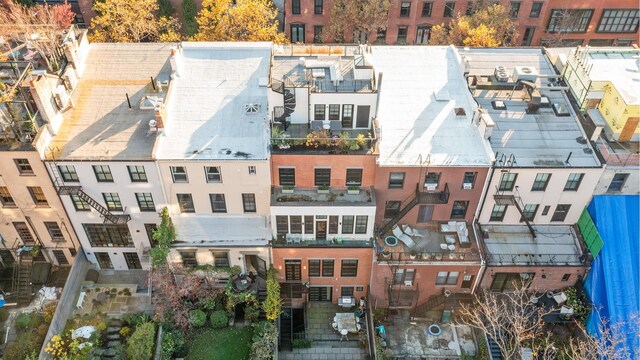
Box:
[186,327,254,360]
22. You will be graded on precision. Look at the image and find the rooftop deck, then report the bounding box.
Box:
[0,61,43,148]
[272,186,376,206]
[271,123,378,155]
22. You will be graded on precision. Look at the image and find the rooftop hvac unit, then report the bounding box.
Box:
[494,65,509,82]
[53,89,70,109]
[513,66,539,82]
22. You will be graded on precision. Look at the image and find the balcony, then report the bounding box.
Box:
[271,123,378,155]
[271,186,375,206]
[271,236,373,248]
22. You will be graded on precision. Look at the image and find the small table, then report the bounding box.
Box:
[96,292,107,303]
[233,276,252,292]
[335,312,358,333]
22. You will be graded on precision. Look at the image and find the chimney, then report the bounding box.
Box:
[170,48,181,77]
[154,104,167,129]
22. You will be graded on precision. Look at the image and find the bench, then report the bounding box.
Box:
[76,291,87,309]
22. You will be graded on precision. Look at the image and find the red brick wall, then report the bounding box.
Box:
[272,247,374,303]
[373,166,489,226]
[480,265,590,292]
[271,153,377,188]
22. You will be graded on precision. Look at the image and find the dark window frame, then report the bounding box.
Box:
[291,0,301,14]
[328,104,340,120]
[384,201,401,219]
[531,173,551,191]
[59,165,79,182]
[285,259,302,281]
[242,193,257,213]
[436,271,459,285]
[450,201,469,219]
[71,194,91,211]
[490,204,508,221]
[314,0,323,15]
[212,251,230,267]
[608,173,628,192]
[0,187,16,207]
[314,104,326,120]
[15,159,34,175]
[93,165,113,182]
[329,216,339,234]
[355,216,368,234]
[44,222,65,242]
[13,222,34,244]
[551,204,571,222]
[314,168,331,187]
[135,192,156,212]
[205,166,222,183]
[498,173,518,191]
[341,259,358,277]
[127,165,147,182]
[444,2,455,18]
[421,1,433,17]
[290,215,302,234]
[547,8,595,33]
[510,1,521,18]
[279,167,296,186]
[291,24,305,43]
[564,173,584,191]
[177,193,195,213]
[400,1,411,17]
[83,223,133,247]
[304,215,314,234]
[530,2,543,18]
[341,215,354,234]
[209,193,227,213]
[397,26,408,43]
[102,192,123,211]
[597,9,639,33]
[388,172,405,189]
[28,186,49,206]
[346,168,363,186]
[521,204,539,222]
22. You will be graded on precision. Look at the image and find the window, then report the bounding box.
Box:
[341,259,358,277]
[14,159,33,175]
[608,173,629,192]
[180,251,198,268]
[285,259,301,281]
[279,168,295,186]
[341,287,354,297]
[425,172,440,188]
[291,0,300,14]
[14,222,34,244]
[102,193,123,211]
[551,204,571,222]
[71,194,91,211]
[276,216,289,235]
[547,9,594,33]
[144,223,158,245]
[561,273,571,282]
[400,2,411,17]
[43,222,64,242]
[291,24,305,43]
[564,173,584,191]
[304,215,314,234]
[177,193,195,213]
[27,186,48,206]
[376,28,387,43]
[314,104,326,120]
[315,168,331,187]
[95,252,113,269]
[491,272,534,291]
[510,2,520,18]
[498,173,517,191]
[522,26,536,45]
[248,166,256,175]
[388,172,405,189]
[127,165,147,182]
[0,187,15,207]
[530,2,542,18]
[531,173,551,191]
[542,205,550,216]
[314,0,323,14]
[290,216,302,234]
[346,168,363,186]
[93,165,113,182]
[314,26,323,43]
[436,271,459,285]
[355,216,368,234]
[83,224,133,247]
[322,259,334,276]
[397,26,408,43]
[598,9,639,33]
[462,172,476,188]
[521,204,539,222]
[205,166,222,183]
[451,201,469,219]
[170,166,188,183]
[212,252,230,267]
[444,2,455,17]
[309,259,321,277]
[58,165,79,182]
[329,216,339,234]
[422,2,432,17]
[341,215,354,234]
[416,26,430,44]
[393,269,416,284]
[135,193,155,212]
[342,104,353,127]
[461,274,475,288]
[309,259,334,277]
[209,194,226,213]
[242,193,256,213]
[490,204,508,221]
[384,201,401,219]
[328,104,340,120]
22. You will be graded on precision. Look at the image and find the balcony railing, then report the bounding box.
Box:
[377,249,481,263]
[483,253,589,266]
[271,186,375,206]
[271,122,379,155]
[271,237,373,248]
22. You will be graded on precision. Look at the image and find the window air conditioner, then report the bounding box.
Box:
[425,184,437,191]
[404,280,413,287]
[463,183,473,189]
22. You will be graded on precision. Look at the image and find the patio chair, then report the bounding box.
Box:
[402,224,424,238]
[440,243,448,250]
[332,323,338,331]
[293,234,302,244]
[285,234,293,244]
[392,225,415,249]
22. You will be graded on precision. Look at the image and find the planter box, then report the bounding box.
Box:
[347,189,360,195]
[282,188,294,194]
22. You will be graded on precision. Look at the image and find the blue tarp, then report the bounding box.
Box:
[584,195,639,354]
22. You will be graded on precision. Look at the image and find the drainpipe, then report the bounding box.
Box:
[471,160,496,294]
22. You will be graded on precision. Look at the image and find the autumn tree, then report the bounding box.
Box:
[323,0,390,44]
[0,1,76,71]
[194,0,287,43]
[89,0,181,43]
[430,3,518,47]
[149,207,175,267]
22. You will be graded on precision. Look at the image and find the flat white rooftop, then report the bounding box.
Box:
[156,42,271,160]
[580,48,640,105]
[172,215,271,246]
[371,46,493,167]
[464,48,600,168]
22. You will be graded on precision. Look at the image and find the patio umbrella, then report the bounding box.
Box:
[72,326,96,339]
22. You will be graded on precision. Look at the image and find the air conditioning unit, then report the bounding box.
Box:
[494,65,509,82]
[513,66,539,82]
[463,183,473,189]
[404,280,413,287]
[53,90,70,109]
[425,184,437,191]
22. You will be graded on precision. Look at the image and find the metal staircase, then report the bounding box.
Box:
[411,289,474,318]
[272,79,295,130]
[12,253,33,306]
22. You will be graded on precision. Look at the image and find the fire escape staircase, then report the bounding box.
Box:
[411,289,474,318]
[493,186,535,238]
[378,183,450,236]
[272,79,295,130]
[12,253,33,306]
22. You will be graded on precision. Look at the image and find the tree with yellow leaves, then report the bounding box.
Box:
[324,0,390,44]
[194,0,287,43]
[89,0,181,43]
[430,4,517,47]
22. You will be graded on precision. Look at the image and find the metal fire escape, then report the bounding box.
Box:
[272,78,296,130]
[493,153,535,238]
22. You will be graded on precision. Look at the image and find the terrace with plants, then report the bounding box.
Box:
[271,124,378,155]
[0,61,43,147]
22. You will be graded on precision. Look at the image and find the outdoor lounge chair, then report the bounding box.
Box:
[402,224,424,238]
[392,225,415,249]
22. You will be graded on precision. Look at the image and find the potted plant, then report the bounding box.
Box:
[282,185,294,194]
[347,186,361,195]
[409,250,417,260]
[317,185,330,194]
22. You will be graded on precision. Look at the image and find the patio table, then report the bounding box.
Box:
[335,312,358,333]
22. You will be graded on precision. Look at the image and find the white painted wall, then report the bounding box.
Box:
[594,166,640,195]
[309,93,378,129]
[167,246,270,273]
[289,87,309,124]
[49,161,166,270]
[478,167,604,225]
[270,205,376,240]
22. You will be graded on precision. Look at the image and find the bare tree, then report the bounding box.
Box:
[542,7,586,47]
[564,312,640,360]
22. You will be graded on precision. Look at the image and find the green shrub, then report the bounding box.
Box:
[209,310,228,329]
[263,267,282,321]
[158,0,174,18]
[15,312,42,331]
[122,312,151,328]
[3,333,40,360]
[0,308,9,322]
[182,0,198,37]
[161,329,185,359]
[250,321,277,360]
[126,322,156,360]
[189,309,207,328]
[292,338,311,348]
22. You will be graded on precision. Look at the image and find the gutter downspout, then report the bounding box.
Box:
[471,160,496,294]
